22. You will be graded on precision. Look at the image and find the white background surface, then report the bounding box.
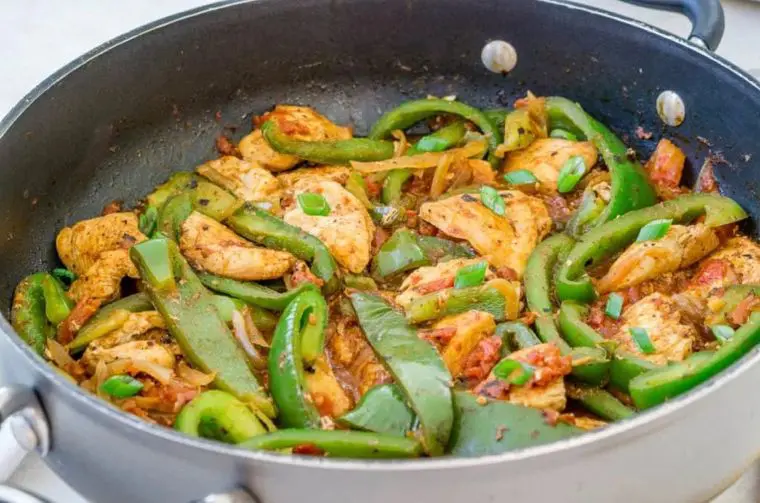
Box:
[1,1,760,501]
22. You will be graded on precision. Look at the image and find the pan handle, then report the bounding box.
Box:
[620,0,725,51]
[0,386,50,483]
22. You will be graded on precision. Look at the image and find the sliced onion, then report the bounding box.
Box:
[391,129,409,157]
[231,310,267,370]
[242,308,269,348]
[133,396,161,409]
[94,360,109,398]
[107,358,133,375]
[47,339,76,369]
[351,139,487,173]
[430,152,453,198]
[130,359,174,385]
[177,361,216,387]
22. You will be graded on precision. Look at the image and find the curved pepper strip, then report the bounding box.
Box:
[447,391,582,456]
[211,295,279,333]
[350,292,453,456]
[130,238,275,417]
[630,312,760,409]
[156,192,193,241]
[240,429,422,458]
[337,384,415,438]
[609,351,660,393]
[146,172,242,221]
[261,120,395,165]
[556,194,748,303]
[566,384,635,421]
[558,302,606,348]
[382,121,467,204]
[483,108,510,131]
[175,390,267,443]
[268,290,328,428]
[67,293,154,351]
[369,98,503,168]
[198,272,318,312]
[545,96,657,234]
[226,203,339,290]
[405,280,517,324]
[11,272,55,355]
[40,275,73,325]
[524,233,575,348]
[495,321,542,351]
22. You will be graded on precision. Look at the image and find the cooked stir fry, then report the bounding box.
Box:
[12,94,756,458]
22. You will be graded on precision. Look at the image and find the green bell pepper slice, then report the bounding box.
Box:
[351,292,453,456]
[405,283,509,324]
[40,274,73,325]
[566,384,635,422]
[447,391,583,457]
[268,290,328,428]
[11,272,55,355]
[558,302,606,348]
[175,390,267,443]
[156,192,194,241]
[524,233,575,349]
[609,350,661,393]
[226,204,338,288]
[146,172,241,221]
[371,228,429,279]
[369,98,503,168]
[261,120,394,165]
[130,238,275,417]
[545,96,657,234]
[556,194,748,303]
[198,272,318,311]
[67,293,154,352]
[495,322,542,351]
[630,312,760,409]
[240,429,422,458]
[337,384,415,438]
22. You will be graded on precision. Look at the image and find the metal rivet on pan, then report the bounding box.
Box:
[481,40,518,74]
[656,90,685,127]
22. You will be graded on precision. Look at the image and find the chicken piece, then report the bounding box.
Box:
[597,224,720,294]
[569,416,608,431]
[611,293,697,364]
[327,316,391,397]
[304,356,353,418]
[283,179,374,273]
[503,138,598,192]
[395,258,496,309]
[419,191,551,277]
[436,311,496,378]
[180,211,295,281]
[277,166,350,187]
[699,237,760,289]
[56,212,146,276]
[240,106,352,172]
[82,312,174,372]
[68,250,135,303]
[196,156,280,202]
[475,343,571,411]
[644,139,686,199]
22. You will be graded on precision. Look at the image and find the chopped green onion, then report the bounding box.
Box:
[556,155,588,193]
[415,135,451,153]
[297,192,331,217]
[629,327,656,354]
[139,206,159,236]
[549,129,578,141]
[52,268,76,286]
[711,324,735,343]
[636,219,673,242]
[605,293,624,320]
[454,261,488,289]
[100,375,144,398]
[479,186,505,216]
[503,169,538,186]
[493,359,535,386]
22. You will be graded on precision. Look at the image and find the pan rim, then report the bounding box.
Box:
[1,0,759,472]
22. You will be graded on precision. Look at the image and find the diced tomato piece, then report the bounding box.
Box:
[645,139,686,189]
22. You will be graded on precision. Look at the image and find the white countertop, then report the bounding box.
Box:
[2,1,760,501]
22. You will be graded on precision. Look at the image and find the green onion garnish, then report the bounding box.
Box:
[52,267,76,286]
[549,129,578,141]
[139,206,158,236]
[298,192,331,217]
[479,186,505,216]
[556,155,588,193]
[415,136,450,153]
[711,324,735,343]
[454,261,488,289]
[100,375,144,398]
[636,219,673,242]
[503,169,538,186]
[630,327,656,354]
[605,293,624,320]
[493,359,535,386]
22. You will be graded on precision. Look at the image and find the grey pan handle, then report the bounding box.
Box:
[620,0,725,50]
